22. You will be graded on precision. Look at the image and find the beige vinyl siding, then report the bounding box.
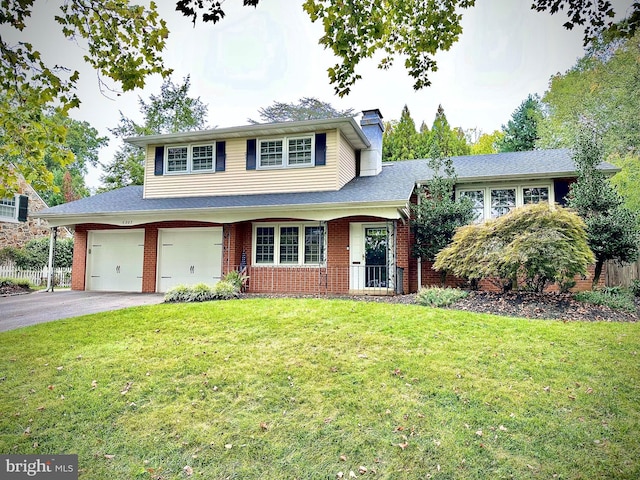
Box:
[337,131,356,189]
[143,131,342,199]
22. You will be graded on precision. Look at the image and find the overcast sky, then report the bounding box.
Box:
[17,0,635,187]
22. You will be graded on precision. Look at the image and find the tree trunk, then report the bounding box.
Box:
[592,259,604,289]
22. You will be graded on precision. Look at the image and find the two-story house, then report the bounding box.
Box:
[36,109,618,294]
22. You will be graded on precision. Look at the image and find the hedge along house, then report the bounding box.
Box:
[36,110,618,295]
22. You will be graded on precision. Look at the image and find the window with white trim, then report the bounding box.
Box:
[491,188,516,218]
[258,136,314,169]
[165,143,215,173]
[0,197,16,220]
[459,190,485,223]
[457,184,553,222]
[523,187,549,204]
[253,223,326,266]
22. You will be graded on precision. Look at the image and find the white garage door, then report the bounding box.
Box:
[86,230,144,292]
[157,227,223,292]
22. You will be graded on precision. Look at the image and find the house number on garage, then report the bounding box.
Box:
[121,220,133,225]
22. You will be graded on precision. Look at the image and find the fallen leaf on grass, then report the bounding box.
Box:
[397,442,408,450]
[23,427,31,436]
[120,382,133,395]
[349,471,357,478]
[543,386,550,392]
[104,455,115,460]
[183,465,193,476]
[586,387,594,394]
[259,422,269,431]
[339,455,347,462]
[224,444,233,449]
[56,366,63,371]
[91,380,98,389]
[475,430,483,437]
[47,385,54,390]
[336,472,344,479]
[358,466,367,474]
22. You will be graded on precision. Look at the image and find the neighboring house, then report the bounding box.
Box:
[0,175,50,250]
[35,110,618,294]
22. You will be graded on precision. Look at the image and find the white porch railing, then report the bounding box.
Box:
[0,265,72,287]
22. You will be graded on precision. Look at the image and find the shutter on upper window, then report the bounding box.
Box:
[246,139,257,170]
[315,133,327,166]
[154,146,164,175]
[216,141,226,172]
[17,195,28,222]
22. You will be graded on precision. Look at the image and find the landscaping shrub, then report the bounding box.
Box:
[222,270,249,291]
[12,238,74,269]
[434,203,595,293]
[574,287,637,313]
[163,280,240,303]
[0,277,33,289]
[630,279,640,297]
[416,286,468,307]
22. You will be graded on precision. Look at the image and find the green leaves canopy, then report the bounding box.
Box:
[0,0,170,197]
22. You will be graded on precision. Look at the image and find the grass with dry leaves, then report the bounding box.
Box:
[1,298,639,479]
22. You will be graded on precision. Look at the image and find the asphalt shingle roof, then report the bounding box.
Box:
[37,149,617,218]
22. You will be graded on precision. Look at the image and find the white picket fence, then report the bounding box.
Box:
[0,265,72,287]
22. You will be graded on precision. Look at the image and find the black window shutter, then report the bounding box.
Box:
[216,141,226,172]
[246,139,256,170]
[315,133,327,166]
[554,179,571,206]
[17,195,28,222]
[154,146,164,175]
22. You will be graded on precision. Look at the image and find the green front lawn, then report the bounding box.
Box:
[1,299,639,479]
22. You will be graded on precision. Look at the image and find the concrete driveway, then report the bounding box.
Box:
[0,290,165,332]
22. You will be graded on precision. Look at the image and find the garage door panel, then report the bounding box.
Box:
[157,228,223,292]
[86,230,144,292]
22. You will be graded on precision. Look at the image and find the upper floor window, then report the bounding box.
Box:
[165,143,215,174]
[258,136,314,169]
[0,197,16,220]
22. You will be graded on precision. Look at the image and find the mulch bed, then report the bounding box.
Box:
[0,284,32,296]
[447,291,638,322]
[244,291,638,322]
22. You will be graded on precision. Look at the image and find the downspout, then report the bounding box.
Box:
[416,184,422,290]
[45,227,57,292]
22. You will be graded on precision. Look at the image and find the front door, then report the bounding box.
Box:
[349,223,393,292]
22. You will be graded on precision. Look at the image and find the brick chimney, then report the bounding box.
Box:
[359,109,383,176]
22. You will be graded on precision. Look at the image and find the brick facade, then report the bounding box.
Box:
[71,214,600,295]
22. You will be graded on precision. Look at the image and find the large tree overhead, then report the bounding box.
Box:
[248,97,354,124]
[177,1,638,96]
[100,76,208,190]
[0,0,170,197]
[498,94,544,153]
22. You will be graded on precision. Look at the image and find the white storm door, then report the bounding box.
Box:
[86,230,144,292]
[349,223,391,291]
[157,228,223,292]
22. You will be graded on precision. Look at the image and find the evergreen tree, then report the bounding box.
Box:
[498,94,543,152]
[412,115,474,284]
[567,125,639,287]
[382,105,419,161]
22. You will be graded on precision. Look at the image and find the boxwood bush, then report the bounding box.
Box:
[416,286,468,308]
[164,279,240,303]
